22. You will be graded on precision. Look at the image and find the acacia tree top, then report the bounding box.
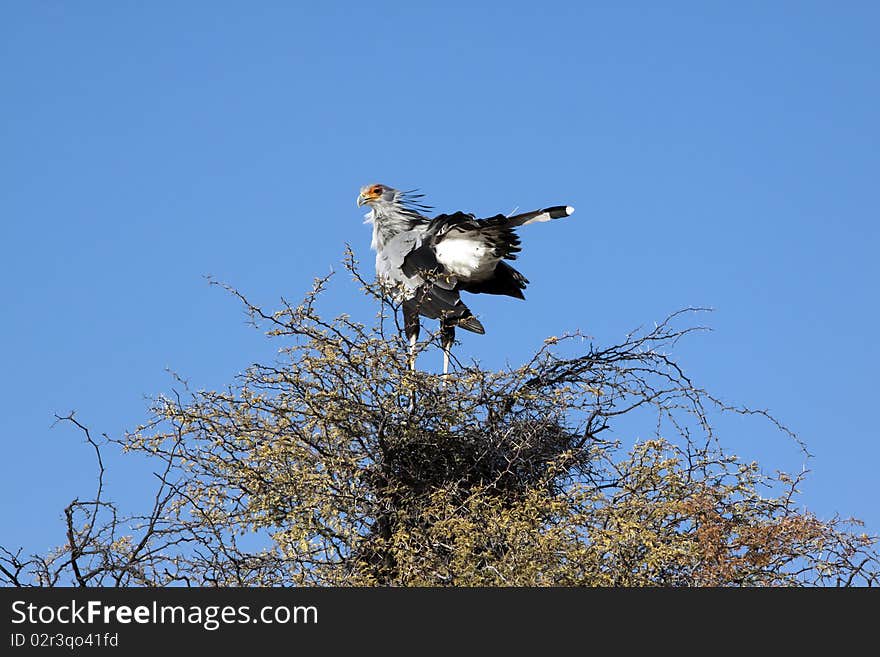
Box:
[2,252,877,587]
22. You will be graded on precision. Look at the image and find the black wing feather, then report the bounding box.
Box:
[459,261,528,299]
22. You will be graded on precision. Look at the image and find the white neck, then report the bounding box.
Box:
[365,203,417,251]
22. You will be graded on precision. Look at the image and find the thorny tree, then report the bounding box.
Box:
[2,251,877,586]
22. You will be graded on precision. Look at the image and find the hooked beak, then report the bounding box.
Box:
[356,193,366,207]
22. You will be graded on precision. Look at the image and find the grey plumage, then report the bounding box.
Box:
[357,183,574,373]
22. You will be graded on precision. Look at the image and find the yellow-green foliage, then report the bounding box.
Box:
[7,258,876,586]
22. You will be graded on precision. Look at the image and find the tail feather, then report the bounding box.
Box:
[503,205,575,228]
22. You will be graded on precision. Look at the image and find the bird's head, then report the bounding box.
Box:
[357,183,396,207]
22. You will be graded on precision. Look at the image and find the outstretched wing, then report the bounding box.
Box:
[408,206,572,284]
[392,205,574,333]
[404,212,519,283]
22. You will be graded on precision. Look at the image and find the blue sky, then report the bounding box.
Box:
[2,2,878,558]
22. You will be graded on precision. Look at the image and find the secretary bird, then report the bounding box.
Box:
[357,183,574,375]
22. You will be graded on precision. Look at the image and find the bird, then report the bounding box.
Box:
[357,183,574,376]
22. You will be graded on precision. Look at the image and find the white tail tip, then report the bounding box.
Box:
[565,206,575,216]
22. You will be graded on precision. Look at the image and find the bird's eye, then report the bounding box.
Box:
[372,186,383,195]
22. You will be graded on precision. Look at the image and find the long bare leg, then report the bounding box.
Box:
[407,337,417,412]
[402,301,421,412]
[440,323,455,383]
[403,300,420,373]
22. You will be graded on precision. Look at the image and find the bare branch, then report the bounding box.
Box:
[3,256,875,587]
